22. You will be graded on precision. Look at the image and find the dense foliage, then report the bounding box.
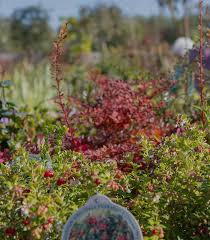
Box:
[0,2,210,240]
[0,118,209,239]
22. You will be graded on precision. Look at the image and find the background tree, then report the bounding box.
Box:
[0,18,11,51]
[63,16,92,61]
[157,0,192,37]
[78,4,127,50]
[10,6,53,55]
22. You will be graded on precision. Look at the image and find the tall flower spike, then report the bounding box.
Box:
[51,21,73,134]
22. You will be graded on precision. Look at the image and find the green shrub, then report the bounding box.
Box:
[142,117,210,239]
[0,118,209,239]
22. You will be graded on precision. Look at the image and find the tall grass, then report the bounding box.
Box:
[4,60,89,111]
[6,61,55,110]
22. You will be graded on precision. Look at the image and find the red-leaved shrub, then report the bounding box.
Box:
[64,72,174,164]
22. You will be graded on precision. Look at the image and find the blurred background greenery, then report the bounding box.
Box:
[0,1,209,110]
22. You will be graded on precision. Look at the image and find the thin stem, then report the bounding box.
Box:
[51,21,73,134]
[199,0,205,125]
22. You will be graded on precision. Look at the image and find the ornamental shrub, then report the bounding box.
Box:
[51,22,175,165]
[64,73,175,165]
[129,117,210,239]
[0,117,209,239]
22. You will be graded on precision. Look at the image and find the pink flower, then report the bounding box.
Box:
[78,144,89,152]
[0,149,11,163]
[88,217,97,225]
[37,133,45,146]
[107,180,121,191]
[5,227,16,237]
[98,223,107,230]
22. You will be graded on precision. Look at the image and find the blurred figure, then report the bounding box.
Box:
[172,37,194,57]
[171,37,194,96]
